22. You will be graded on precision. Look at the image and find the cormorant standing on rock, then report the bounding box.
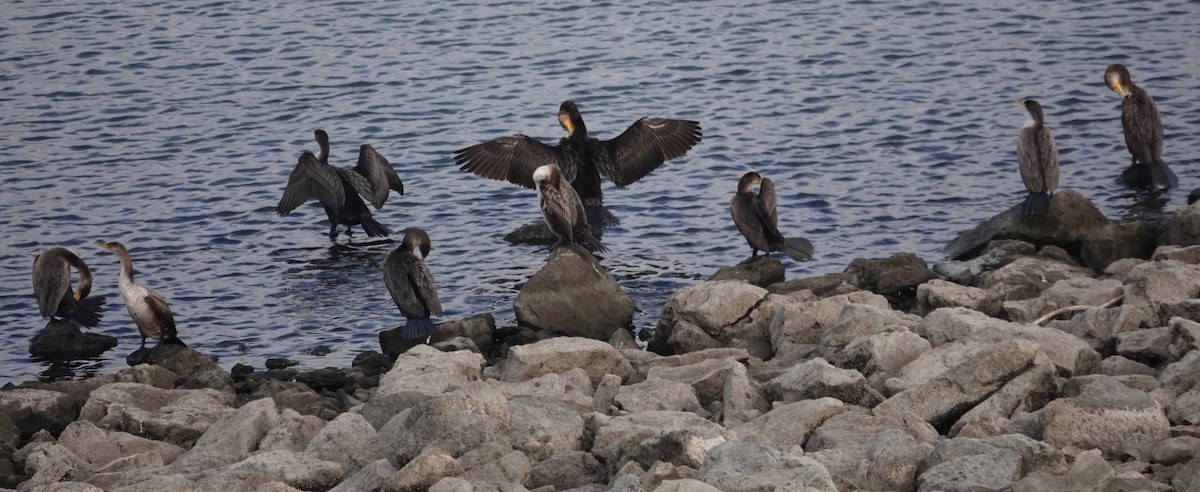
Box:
[382,228,443,340]
[729,172,814,262]
[1016,99,1060,215]
[455,100,702,229]
[94,241,186,349]
[1104,64,1177,189]
[32,247,105,327]
[533,164,607,253]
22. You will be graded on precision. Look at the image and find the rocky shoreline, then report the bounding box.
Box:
[3,191,1200,491]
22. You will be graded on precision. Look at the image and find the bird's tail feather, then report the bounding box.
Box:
[72,296,106,328]
[780,236,815,262]
[1150,161,1179,190]
[1022,192,1051,215]
[162,335,187,348]
[585,205,620,229]
[402,318,437,339]
[579,233,609,254]
[361,218,392,237]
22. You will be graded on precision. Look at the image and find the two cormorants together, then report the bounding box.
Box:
[382,228,443,339]
[454,100,702,229]
[1104,64,1177,189]
[1016,99,1059,215]
[730,172,814,263]
[533,164,607,253]
[276,130,405,240]
[32,247,105,328]
[94,241,185,349]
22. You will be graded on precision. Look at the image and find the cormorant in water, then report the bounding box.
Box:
[729,172,814,262]
[1104,64,1177,189]
[382,228,443,340]
[32,247,105,327]
[534,164,607,253]
[455,100,702,229]
[1016,99,1060,215]
[276,130,402,240]
[94,241,186,348]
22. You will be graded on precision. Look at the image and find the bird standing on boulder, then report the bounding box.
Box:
[382,228,443,339]
[729,172,814,262]
[1016,99,1060,215]
[1104,64,1177,189]
[533,164,607,253]
[455,100,702,229]
[94,241,186,349]
[32,247,105,327]
[276,130,404,240]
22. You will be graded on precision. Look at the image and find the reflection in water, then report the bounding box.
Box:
[30,356,109,384]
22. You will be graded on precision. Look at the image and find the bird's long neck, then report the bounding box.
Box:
[116,251,135,284]
[317,139,330,164]
[67,254,93,299]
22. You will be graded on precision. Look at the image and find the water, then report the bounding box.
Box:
[2,0,1198,384]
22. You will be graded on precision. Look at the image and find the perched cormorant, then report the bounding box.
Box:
[32,247,105,327]
[276,130,402,240]
[1104,64,1177,189]
[1016,99,1060,215]
[534,164,607,253]
[382,228,443,340]
[94,241,186,348]
[729,172,814,262]
[454,100,702,228]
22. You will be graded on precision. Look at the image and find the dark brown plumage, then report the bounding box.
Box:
[32,247,105,327]
[382,228,443,340]
[533,164,607,253]
[729,172,814,262]
[454,100,702,228]
[1104,64,1177,189]
[1016,99,1059,215]
[94,241,185,349]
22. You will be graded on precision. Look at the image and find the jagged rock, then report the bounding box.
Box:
[765,358,883,407]
[527,451,605,490]
[769,290,891,348]
[843,253,939,310]
[28,319,118,359]
[383,447,463,492]
[250,380,341,421]
[650,281,768,355]
[1100,355,1158,377]
[171,396,279,472]
[944,189,1109,260]
[226,449,346,490]
[733,398,844,452]
[1011,448,1112,492]
[380,313,497,359]
[591,411,734,471]
[768,272,859,298]
[514,245,635,339]
[1152,244,1200,264]
[258,408,325,453]
[386,382,511,462]
[22,442,91,488]
[507,396,585,461]
[305,411,377,475]
[1150,436,1200,465]
[431,336,481,354]
[1080,221,1160,271]
[639,460,699,491]
[57,419,184,470]
[934,239,1035,285]
[352,351,393,378]
[655,479,722,492]
[835,329,930,389]
[77,383,236,447]
[613,378,702,414]
[1041,375,1170,460]
[804,408,937,490]
[818,303,921,356]
[490,368,594,414]
[698,441,837,492]
[1117,327,1173,366]
[362,345,484,428]
[458,442,531,486]
[0,411,17,475]
[593,373,621,414]
[501,336,631,386]
[428,477,474,492]
[949,355,1058,437]
[917,279,1002,316]
[1002,277,1124,323]
[1159,350,1200,396]
[979,256,1095,302]
[329,459,397,492]
[1169,385,1200,425]
[709,256,785,288]
[0,388,79,439]
[127,345,232,391]
[646,358,740,408]
[721,362,770,427]
[853,429,934,491]
[913,308,1100,377]
[1160,200,1200,247]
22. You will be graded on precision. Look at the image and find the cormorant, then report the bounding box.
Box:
[94,241,186,348]
[729,172,814,262]
[534,164,607,253]
[276,130,402,240]
[454,100,702,228]
[1104,64,1177,189]
[382,228,443,339]
[32,247,105,327]
[1016,99,1060,215]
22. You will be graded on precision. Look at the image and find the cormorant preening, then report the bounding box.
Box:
[382,228,442,339]
[534,164,607,253]
[276,130,403,240]
[32,247,105,327]
[1104,64,1177,189]
[94,241,186,349]
[729,172,814,262]
[1016,99,1060,215]
[455,100,702,228]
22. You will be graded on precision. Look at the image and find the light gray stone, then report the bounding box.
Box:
[501,337,632,386]
[949,355,1058,437]
[647,358,739,407]
[364,344,485,428]
[721,362,770,427]
[490,368,594,414]
[804,408,937,490]
[227,449,345,490]
[172,396,279,472]
[0,388,79,439]
[768,291,891,348]
[57,420,184,469]
[853,429,934,492]
[917,449,1021,492]
[458,442,531,486]
[78,382,236,448]
[591,411,733,470]
[650,281,768,355]
[917,279,1002,316]
[1002,277,1124,323]
[527,451,605,490]
[699,441,837,492]
[388,382,511,462]
[383,447,464,492]
[1041,375,1170,460]
[507,396,584,462]
[258,408,326,453]
[979,256,1095,302]
[765,358,883,407]
[1011,448,1112,492]
[733,398,844,452]
[614,378,702,414]
[1116,327,1173,366]
[306,411,378,475]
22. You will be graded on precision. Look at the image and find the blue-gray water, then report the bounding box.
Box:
[2,1,1198,384]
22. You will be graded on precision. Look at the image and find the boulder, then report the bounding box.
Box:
[1041,375,1170,460]
[698,441,837,492]
[501,337,631,386]
[978,256,1095,302]
[613,378,703,414]
[1001,277,1124,323]
[490,368,594,414]
[948,356,1058,437]
[943,189,1109,260]
[171,396,279,472]
[380,313,496,359]
[329,459,397,492]
[306,411,378,475]
[649,281,768,355]
[765,358,883,407]
[382,447,463,492]
[709,256,785,288]
[386,382,511,462]
[804,408,937,489]
[834,330,931,389]
[226,449,346,490]
[934,239,1035,285]
[721,362,771,427]
[258,408,326,453]
[591,411,734,470]
[0,388,79,439]
[1152,244,1200,264]
[458,442,532,486]
[1150,436,1200,466]
[733,398,845,452]
[818,303,921,355]
[853,429,934,491]
[916,279,1002,316]
[127,345,232,391]
[914,308,1100,377]
[77,383,236,447]
[1116,327,1173,366]
[527,451,605,490]
[28,319,118,359]
[1159,200,1200,247]
[769,290,891,348]
[1010,448,1113,492]
[646,358,740,407]
[362,345,484,428]
[767,272,859,298]
[655,479,722,492]
[514,245,635,339]
[842,253,939,310]
[251,380,341,421]
[57,420,184,469]
[1080,221,1160,271]
[507,396,585,461]
[22,442,92,488]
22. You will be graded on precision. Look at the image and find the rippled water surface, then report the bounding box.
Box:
[2,0,1199,383]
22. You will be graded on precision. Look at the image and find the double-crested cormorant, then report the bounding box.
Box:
[533,164,607,253]
[455,100,702,228]
[1016,99,1060,215]
[382,228,443,340]
[94,241,186,348]
[1104,64,1177,189]
[730,172,814,262]
[32,247,105,327]
[276,130,402,240]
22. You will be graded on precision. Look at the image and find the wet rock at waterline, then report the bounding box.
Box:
[514,245,634,340]
[944,189,1108,260]
[28,320,118,360]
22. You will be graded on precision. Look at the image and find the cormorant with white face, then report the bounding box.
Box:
[32,247,105,327]
[94,241,186,348]
[1104,64,1177,189]
[382,228,443,340]
[1016,99,1060,215]
[729,172,814,262]
[533,164,607,253]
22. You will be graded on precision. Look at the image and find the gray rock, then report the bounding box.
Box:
[733,398,844,452]
[1150,436,1200,465]
[1041,375,1170,460]
[944,189,1109,260]
[769,290,891,348]
[613,378,702,414]
[22,442,92,488]
[429,477,475,492]
[28,319,118,359]
[1100,355,1158,377]
[388,382,511,462]
[917,448,1022,492]
[1057,303,1148,352]
[305,411,378,475]
[1153,244,1200,263]
[132,345,233,392]
[979,256,1096,302]
[654,479,722,492]
[767,272,859,298]
[227,449,346,490]
[804,408,937,490]
[765,358,883,407]
[917,279,1002,316]
[835,329,931,390]
[818,303,922,355]
[383,447,464,492]
[172,396,279,472]
[0,388,79,439]
[507,396,585,462]
[721,362,770,427]
[527,451,605,490]
[649,281,768,355]
[363,345,484,428]
[1011,448,1112,492]
[491,368,595,414]
[1169,385,1200,425]
[592,374,621,414]
[329,459,397,492]
[251,380,341,421]
[913,308,1100,377]
[934,239,1035,285]
[514,245,635,340]
[77,382,236,448]
[699,441,837,492]
[1173,455,1200,492]
[646,358,739,407]
[435,313,498,356]
[259,408,326,453]
[0,411,17,474]
[57,419,184,469]
[458,442,531,486]
[709,256,785,288]
[1117,327,1173,366]
[501,337,631,386]
[1160,200,1200,247]
[639,460,700,491]
[1002,276,1124,323]
[949,356,1058,437]
[432,336,481,354]
[662,321,725,354]
[591,411,734,470]
[1159,350,1200,395]
[1080,221,1160,271]
[1118,260,1200,311]
[853,429,934,492]
[843,253,939,310]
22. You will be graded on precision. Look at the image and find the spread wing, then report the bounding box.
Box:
[334,166,377,205]
[600,117,702,187]
[353,144,404,209]
[454,135,563,189]
[276,153,344,215]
